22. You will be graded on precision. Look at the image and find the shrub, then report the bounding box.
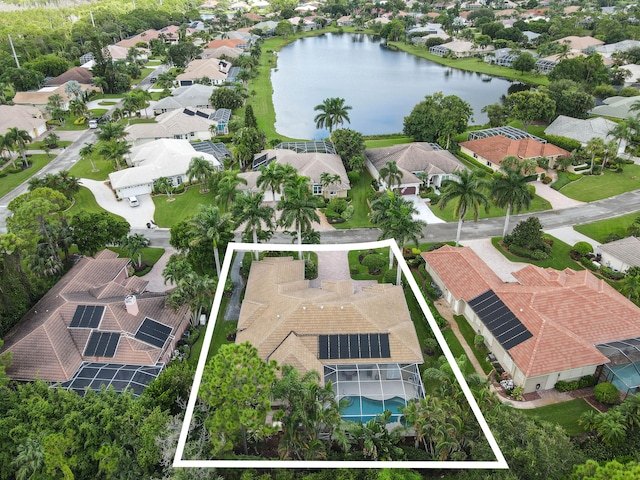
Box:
[327,198,348,214]
[530,249,548,260]
[580,256,598,271]
[347,171,360,184]
[422,281,440,300]
[579,375,597,388]
[382,268,397,284]
[542,176,553,184]
[510,386,524,401]
[604,233,622,243]
[362,253,386,274]
[600,266,625,280]
[341,205,354,220]
[474,334,485,349]
[594,382,620,405]
[304,259,318,280]
[573,241,593,256]
[423,337,440,356]
[428,242,447,251]
[544,134,582,152]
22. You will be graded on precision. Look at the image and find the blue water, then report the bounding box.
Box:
[610,363,640,393]
[341,395,406,422]
[271,33,513,139]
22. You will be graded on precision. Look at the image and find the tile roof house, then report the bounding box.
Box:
[237,256,424,421]
[423,246,640,393]
[44,66,94,87]
[365,142,466,195]
[153,84,216,115]
[108,139,224,199]
[0,104,47,138]
[555,35,605,52]
[459,135,568,173]
[176,58,231,86]
[545,115,625,154]
[200,46,243,60]
[241,150,350,200]
[125,107,218,146]
[0,250,190,393]
[590,95,640,120]
[13,83,97,112]
[597,237,640,273]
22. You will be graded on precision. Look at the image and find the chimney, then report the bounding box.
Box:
[125,295,139,316]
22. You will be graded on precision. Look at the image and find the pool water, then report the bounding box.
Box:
[340,396,406,423]
[610,363,640,393]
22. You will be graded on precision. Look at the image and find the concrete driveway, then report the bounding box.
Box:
[405,194,445,224]
[545,226,601,250]
[79,179,156,229]
[460,238,529,282]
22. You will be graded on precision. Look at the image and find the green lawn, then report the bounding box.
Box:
[66,187,126,221]
[347,248,391,280]
[107,246,165,276]
[332,170,375,229]
[188,305,236,368]
[89,108,108,116]
[559,164,640,202]
[491,235,585,271]
[68,156,114,181]
[520,398,595,436]
[364,136,414,149]
[27,140,72,150]
[153,186,216,227]
[442,329,476,377]
[431,192,551,222]
[98,101,117,106]
[0,154,53,198]
[453,315,493,375]
[57,115,89,131]
[575,211,640,243]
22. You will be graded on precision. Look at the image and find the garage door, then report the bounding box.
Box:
[399,187,416,195]
[116,184,152,199]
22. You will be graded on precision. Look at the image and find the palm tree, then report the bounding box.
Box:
[278,181,320,260]
[69,98,88,118]
[257,161,284,203]
[215,169,248,212]
[439,170,490,246]
[93,76,108,94]
[162,253,192,286]
[5,127,32,168]
[189,204,234,277]
[619,272,640,304]
[319,171,341,196]
[232,191,275,260]
[378,160,403,192]
[492,171,533,238]
[13,437,45,480]
[585,137,605,173]
[168,272,218,326]
[80,142,98,172]
[120,233,150,268]
[154,176,175,201]
[97,122,127,142]
[187,156,216,193]
[314,97,352,134]
[98,139,131,170]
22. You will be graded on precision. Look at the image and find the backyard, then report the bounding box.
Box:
[519,398,595,436]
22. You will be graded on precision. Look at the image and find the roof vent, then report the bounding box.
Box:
[125,295,139,316]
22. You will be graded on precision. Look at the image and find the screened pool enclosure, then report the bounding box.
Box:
[324,363,425,423]
[597,338,640,398]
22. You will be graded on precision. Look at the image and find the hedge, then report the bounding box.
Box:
[542,134,582,152]
[555,375,597,392]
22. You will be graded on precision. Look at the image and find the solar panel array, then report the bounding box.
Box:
[195,110,209,119]
[183,108,195,116]
[58,362,164,396]
[84,332,120,357]
[318,333,391,360]
[468,290,533,351]
[135,318,172,348]
[69,305,105,328]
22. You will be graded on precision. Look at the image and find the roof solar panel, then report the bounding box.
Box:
[360,334,370,358]
[70,305,104,328]
[84,332,120,357]
[196,110,209,118]
[318,335,329,359]
[380,333,390,358]
[84,332,99,355]
[339,334,349,358]
[318,333,390,360]
[349,334,359,358]
[370,333,381,358]
[135,318,172,348]
[469,290,533,351]
[70,305,85,327]
[184,108,195,116]
[329,334,338,359]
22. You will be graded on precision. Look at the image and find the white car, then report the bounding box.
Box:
[88,119,98,129]
[127,196,140,207]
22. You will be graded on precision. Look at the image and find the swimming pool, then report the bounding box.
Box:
[609,362,640,393]
[340,396,406,423]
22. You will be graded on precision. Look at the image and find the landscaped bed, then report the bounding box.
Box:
[491,235,584,271]
[107,246,164,276]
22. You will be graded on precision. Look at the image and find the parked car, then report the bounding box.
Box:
[128,196,140,207]
[88,119,98,129]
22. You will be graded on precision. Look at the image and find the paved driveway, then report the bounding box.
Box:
[80,179,155,229]
[460,238,529,282]
[404,194,445,224]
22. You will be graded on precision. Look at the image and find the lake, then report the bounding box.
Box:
[271,33,514,140]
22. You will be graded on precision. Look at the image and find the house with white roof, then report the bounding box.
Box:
[590,96,640,120]
[545,115,625,154]
[153,84,216,115]
[176,58,231,86]
[108,139,224,199]
[0,104,47,138]
[597,237,640,273]
[125,108,222,146]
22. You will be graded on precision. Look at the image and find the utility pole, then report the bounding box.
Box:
[8,35,19,68]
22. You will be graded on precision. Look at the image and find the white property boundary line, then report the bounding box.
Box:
[174,240,509,470]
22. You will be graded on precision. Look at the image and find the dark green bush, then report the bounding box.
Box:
[544,134,582,152]
[594,382,620,404]
[542,176,552,184]
[327,198,348,214]
[422,281,440,300]
[600,266,625,280]
[555,380,579,392]
[347,171,360,184]
[304,259,318,280]
[382,268,397,284]
[580,256,598,271]
[578,375,597,388]
[362,253,386,274]
[573,241,593,256]
[423,337,440,356]
[508,244,548,260]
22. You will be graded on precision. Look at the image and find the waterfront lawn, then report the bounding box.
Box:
[519,399,594,436]
[491,236,585,271]
[68,156,114,181]
[0,154,52,197]
[453,315,493,375]
[364,136,414,148]
[153,186,216,227]
[558,164,640,202]
[431,193,551,222]
[574,212,640,243]
[333,170,375,229]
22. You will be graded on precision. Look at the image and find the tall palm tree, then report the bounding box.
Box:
[439,170,490,247]
[154,176,175,200]
[187,156,216,193]
[232,191,274,260]
[5,127,32,168]
[168,272,218,326]
[257,161,284,203]
[313,97,352,134]
[120,233,150,268]
[585,137,605,173]
[319,172,341,196]
[97,122,127,142]
[189,204,234,277]
[13,437,45,480]
[278,181,320,260]
[79,142,98,172]
[378,160,403,192]
[216,169,248,212]
[98,139,131,170]
[492,171,533,238]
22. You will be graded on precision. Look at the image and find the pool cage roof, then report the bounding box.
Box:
[467,126,546,143]
[597,338,640,396]
[275,141,336,155]
[324,363,424,423]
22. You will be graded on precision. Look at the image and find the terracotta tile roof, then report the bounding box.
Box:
[206,39,246,49]
[1,251,189,382]
[44,67,94,86]
[236,257,422,381]
[424,247,640,378]
[460,136,569,165]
